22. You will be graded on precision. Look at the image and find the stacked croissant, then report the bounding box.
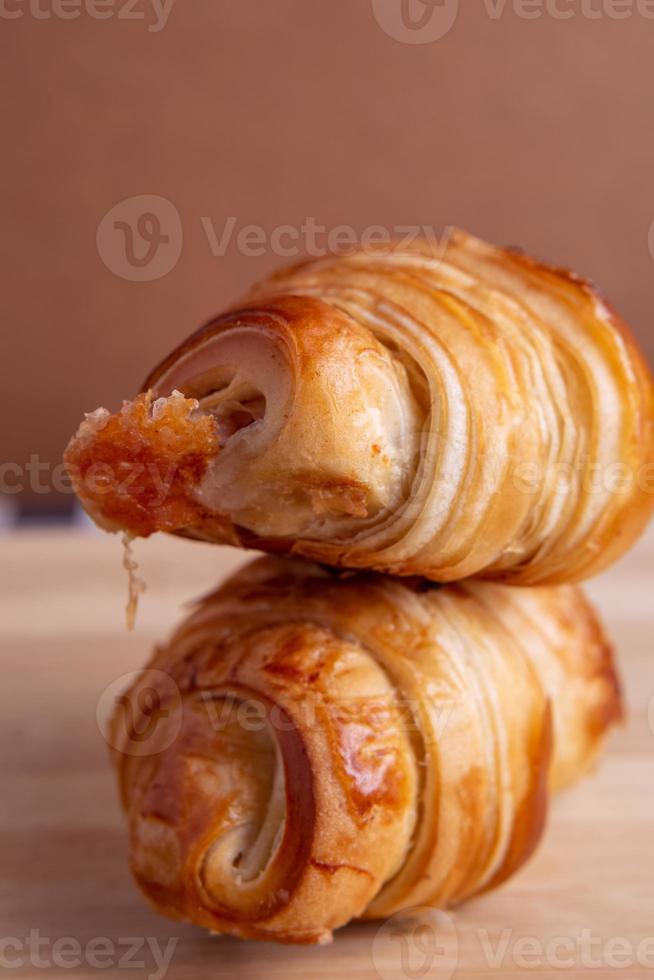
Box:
[66,230,654,944]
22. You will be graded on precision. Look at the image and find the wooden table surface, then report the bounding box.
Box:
[2,526,653,979]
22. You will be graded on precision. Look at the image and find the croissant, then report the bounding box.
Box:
[65,230,654,584]
[112,556,621,944]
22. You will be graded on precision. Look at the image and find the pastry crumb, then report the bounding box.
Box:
[64,390,219,538]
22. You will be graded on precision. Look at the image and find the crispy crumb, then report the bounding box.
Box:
[64,390,219,538]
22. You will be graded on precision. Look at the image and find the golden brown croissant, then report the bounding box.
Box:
[65,230,654,584]
[111,556,621,944]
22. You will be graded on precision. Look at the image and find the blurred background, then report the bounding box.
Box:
[3,8,654,971]
[2,0,654,521]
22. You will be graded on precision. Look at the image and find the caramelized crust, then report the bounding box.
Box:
[64,391,218,537]
[65,231,654,584]
[112,557,622,944]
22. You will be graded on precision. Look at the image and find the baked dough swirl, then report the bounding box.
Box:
[65,230,654,584]
[112,556,621,944]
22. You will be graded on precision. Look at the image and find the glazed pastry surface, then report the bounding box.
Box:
[113,557,622,944]
[65,231,654,584]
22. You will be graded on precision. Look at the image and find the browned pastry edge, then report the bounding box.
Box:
[112,557,622,944]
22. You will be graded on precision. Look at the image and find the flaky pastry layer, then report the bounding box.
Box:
[65,231,654,584]
[112,557,621,944]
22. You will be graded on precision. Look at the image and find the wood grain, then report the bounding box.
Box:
[2,527,653,979]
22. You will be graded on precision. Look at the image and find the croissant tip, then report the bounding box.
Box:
[63,390,219,538]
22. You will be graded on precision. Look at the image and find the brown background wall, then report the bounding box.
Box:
[2,0,653,511]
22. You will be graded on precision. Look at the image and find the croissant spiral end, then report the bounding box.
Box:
[112,558,622,944]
